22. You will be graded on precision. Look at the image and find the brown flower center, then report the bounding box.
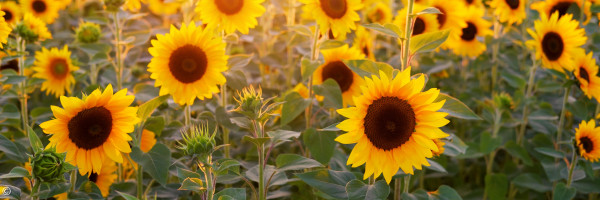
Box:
[2,10,13,21]
[321,61,354,92]
[550,2,575,18]
[412,18,425,36]
[214,0,244,15]
[580,136,594,153]
[435,7,446,28]
[50,58,69,79]
[505,0,520,9]
[89,172,98,183]
[320,0,347,19]
[364,97,416,150]
[169,44,208,84]
[460,22,477,41]
[0,59,18,72]
[579,67,590,83]
[541,32,563,61]
[465,0,475,5]
[362,46,369,57]
[68,106,113,150]
[32,0,47,13]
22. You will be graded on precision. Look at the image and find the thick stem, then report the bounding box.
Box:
[258,144,265,200]
[556,86,571,149]
[491,20,501,94]
[401,0,415,70]
[137,165,143,199]
[566,151,578,187]
[205,159,215,200]
[394,178,401,200]
[113,12,124,90]
[17,37,28,134]
[516,55,538,146]
[185,104,191,128]
[90,64,97,85]
[402,175,411,194]
[69,170,77,192]
[305,25,320,130]
[31,180,40,200]
[594,103,599,120]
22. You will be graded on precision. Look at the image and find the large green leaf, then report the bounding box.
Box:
[178,178,205,192]
[553,183,576,200]
[296,169,356,199]
[130,143,171,186]
[436,93,481,120]
[313,79,343,109]
[27,125,43,154]
[280,92,311,126]
[137,95,169,123]
[0,134,27,163]
[345,180,390,200]
[117,191,139,200]
[485,174,508,200]
[214,188,246,200]
[0,167,30,179]
[410,30,450,54]
[479,132,501,154]
[512,173,552,193]
[535,147,565,158]
[302,128,336,164]
[344,59,394,79]
[431,185,462,200]
[276,154,323,171]
[503,141,533,166]
[320,40,346,50]
[362,23,402,38]
[301,57,322,82]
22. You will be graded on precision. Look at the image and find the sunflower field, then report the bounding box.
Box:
[2,0,600,199]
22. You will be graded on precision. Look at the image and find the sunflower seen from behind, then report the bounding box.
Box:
[575,120,600,162]
[20,0,59,24]
[574,51,600,101]
[31,46,79,97]
[1,1,22,25]
[489,0,525,25]
[197,0,265,34]
[393,3,439,37]
[40,84,140,175]
[148,22,228,105]
[526,12,586,73]
[87,159,117,197]
[312,45,364,106]
[336,69,449,183]
[18,13,52,42]
[531,0,591,24]
[446,6,492,58]
[301,0,362,39]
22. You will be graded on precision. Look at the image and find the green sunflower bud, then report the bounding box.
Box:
[233,85,263,120]
[493,92,514,111]
[103,0,125,12]
[177,123,217,163]
[76,22,102,44]
[15,23,39,43]
[31,148,74,183]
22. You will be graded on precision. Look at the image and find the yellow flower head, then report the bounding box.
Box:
[312,45,364,106]
[301,0,363,38]
[20,0,60,24]
[446,6,492,58]
[489,0,526,25]
[1,1,22,25]
[531,0,591,25]
[32,46,79,97]
[197,0,266,34]
[575,120,600,162]
[574,51,600,101]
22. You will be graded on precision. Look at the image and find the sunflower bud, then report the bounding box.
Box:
[493,92,514,111]
[31,148,74,183]
[177,123,216,163]
[76,22,102,44]
[15,23,38,43]
[103,0,125,12]
[233,85,263,120]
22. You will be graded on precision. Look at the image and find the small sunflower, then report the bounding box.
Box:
[393,4,439,37]
[574,51,600,100]
[336,68,449,183]
[197,0,266,34]
[40,84,140,175]
[575,120,600,162]
[446,6,492,58]
[0,1,22,25]
[312,45,364,106]
[88,159,117,197]
[0,10,11,49]
[148,0,180,15]
[489,0,526,25]
[301,0,362,38]
[526,12,586,73]
[20,0,60,24]
[19,13,52,42]
[365,2,392,25]
[141,129,157,153]
[31,46,79,97]
[148,22,228,105]
[352,26,375,60]
[531,0,591,25]
[429,0,467,30]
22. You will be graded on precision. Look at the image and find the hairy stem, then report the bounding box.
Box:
[556,86,571,149]
[401,0,415,70]
[17,37,28,135]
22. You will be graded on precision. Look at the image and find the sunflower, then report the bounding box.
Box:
[431,139,445,156]
[312,45,364,106]
[197,0,265,34]
[19,0,60,24]
[141,129,157,153]
[489,0,526,25]
[87,159,117,197]
[574,51,600,100]
[31,46,79,97]
[446,6,492,58]
[40,84,140,175]
[336,68,449,183]
[301,0,362,38]
[20,13,52,41]
[526,12,586,73]
[124,0,146,12]
[352,26,375,60]
[56,0,71,10]
[429,0,467,30]
[148,22,228,105]
[575,120,600,162]
[0,10,11,49]
[365,2,392,25]
[0,1,22,25]
[393,4,439,37]
[531,0,591,25]
[401,0,430,5]
[463,0,482,7]
[148,0,180,15]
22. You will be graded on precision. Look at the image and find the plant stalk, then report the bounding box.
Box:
[185,104,191,128]
[556,86,571,149]
[17,37,28,134]
[401,0,415,70]
[137,164,143,199]
[402,175,411,194]
[113,11,124,90]
[566,151,578,187]
[305,25,320,130]
[516,54,538,146]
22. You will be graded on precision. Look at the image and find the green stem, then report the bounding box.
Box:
[401,0,415,70]
[594,103,599,120]
[402,175,411,194]
[258,143,265,200]
[17,37,28,134]
[137,164,143,199]
[90,64,97,85]
[491,20,501,94]
[69,170,77,193]
[185,104,191,127]
[566,151,578,187]
[556,86,571,149]
[394,178,400,200]
[204,159,215,200]
[31,180,40,200]
[113,11,123,90]
[305,25,320,130]
[516,54,538,146]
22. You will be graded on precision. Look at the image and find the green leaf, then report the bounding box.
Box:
[0,134,27,163]
[553,183,576,200]
[177,167,201,182]
[116,191,139,200]
[37,183,69,199]
[313,79,343,109]
[503,141,533,166]
[130,143,171,186]
[27,125,43,154]
[137,95,169,123]
[288,25,312,37]
[485,174,508,200]
[218,195,235,200]
[179,177,205,192]
[301,57,321,82]
[0,185,21,199]
[535,147,565,158]
[410,30,450,54]
[296,169,356,199]
[242,136,271,147]
[344,59,394,79]
[224,70,248,91]
[430,185,462,200]
[415,7,442,15]
[320,40,346,50]
[215,159,241,175]
[228,54,253,71]
[214,188,246,200]
[479,132,501,154]
[144,116,165,136]
[267,130,301,143]
[280,92,311,126]
[424,159,447,173]
[319,123,340,132]
[345,180,390,200]
[436,93,481,120]
[362,23,401,38]
[3,75,25,84]
[276,154,323,171]
[0,167,30,179]
[512,173,552,193]
[443,134,468,156]
[302,128,336,164]
[77,43,111,56]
